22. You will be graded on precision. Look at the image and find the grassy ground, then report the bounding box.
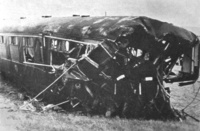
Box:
[0,76,200,131]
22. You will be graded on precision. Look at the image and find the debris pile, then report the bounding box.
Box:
[10,17,199,120]
[58,36,176,120]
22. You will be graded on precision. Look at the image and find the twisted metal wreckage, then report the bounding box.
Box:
[0,16,199,120]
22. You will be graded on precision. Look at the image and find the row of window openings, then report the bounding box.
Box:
[0,36,71,52]
[1,36,142,56]
[0,36,85,64]
[24,39,73,63]
[0,36,35,46]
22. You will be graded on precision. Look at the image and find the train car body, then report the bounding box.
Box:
[0,16,199,120]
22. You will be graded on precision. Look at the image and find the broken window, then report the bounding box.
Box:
[23,37,35,62]
[10,36,18,45]
[49,38,94,65]
[51,51,66,65]
[51,39,70,52]
[50,39,69,65]
[34,38,43,63]
[51,39,58,50]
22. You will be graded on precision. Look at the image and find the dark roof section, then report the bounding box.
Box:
[0,16,198,43]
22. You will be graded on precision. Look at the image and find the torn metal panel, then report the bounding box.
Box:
[0,16,199,120]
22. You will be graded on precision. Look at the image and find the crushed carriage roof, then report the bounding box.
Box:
[0,16,198,43]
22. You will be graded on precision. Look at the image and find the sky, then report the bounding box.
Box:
[0,0,200,27]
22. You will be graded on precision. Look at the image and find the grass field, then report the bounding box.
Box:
[0,76,200,131]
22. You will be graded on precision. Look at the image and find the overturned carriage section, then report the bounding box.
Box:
[0,16,199,120]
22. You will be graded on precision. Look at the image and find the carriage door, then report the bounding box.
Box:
[9,36,20,79]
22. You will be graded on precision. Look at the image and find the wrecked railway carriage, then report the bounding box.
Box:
[0,16,199,120]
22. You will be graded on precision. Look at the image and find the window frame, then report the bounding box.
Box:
[22,37,35,62]
[10,36,18,45]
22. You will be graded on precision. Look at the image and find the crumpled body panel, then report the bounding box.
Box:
[0,16,199,120]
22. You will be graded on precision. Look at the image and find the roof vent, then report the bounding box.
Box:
[42,16,52,18]
[73,14,80,17]
[20,17,26,19]
[81,15,90,17]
